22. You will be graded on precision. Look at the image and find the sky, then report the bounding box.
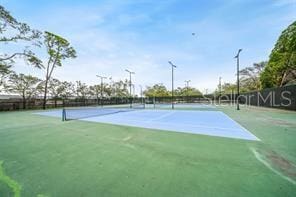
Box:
[1,0,296,94]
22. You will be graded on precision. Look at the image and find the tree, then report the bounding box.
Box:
[143,84,170,97]
[175,86,202,96]
[221,83,236,94]
[261,21,296,88]
[0,63,12,91]
[42,31,76,109]
[59,81,75,99]
[89,85,101,103]
[214,61,265,95]
[75,81,89,100]
[239,61,266,91]
[89,83,112,104]
[47,78,65,107]
[0,5,42,68]
[103,84,112,97]
[113,80,129,97]
[5,73,41,109]
[48,78,62,97]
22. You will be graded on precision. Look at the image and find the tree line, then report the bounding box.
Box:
[1,5,295,109]
[1,5,76,109]
[143,83,202,97]
[217,21,296,94]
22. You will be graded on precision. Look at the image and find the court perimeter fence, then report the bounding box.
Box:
[0,85,295,111]
[239,84,296,110]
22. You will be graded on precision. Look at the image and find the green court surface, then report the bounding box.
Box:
[0,106,295,197]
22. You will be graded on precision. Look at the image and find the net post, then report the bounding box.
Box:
[62,108,66,121]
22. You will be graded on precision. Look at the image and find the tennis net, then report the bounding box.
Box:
[62,103,145,121]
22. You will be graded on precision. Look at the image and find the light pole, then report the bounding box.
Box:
[234,49,242,110]
[139,85,143,104]
[125,69,135,108]
[96,75,107,107]
[185,80,191,103]
[168,61,177,109]
[132,84,135,97]
[109,77,113,97]
[185,80,191,90]
[231,87,235,106]
[219,77,222,99]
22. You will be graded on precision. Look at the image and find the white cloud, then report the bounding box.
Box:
[272,0,296,6]
[3,0,296,94]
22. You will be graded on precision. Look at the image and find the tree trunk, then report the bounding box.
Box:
[22,96,26,110]
[43,79,48,109]
[54,97,57,108]
[280,70,288,87]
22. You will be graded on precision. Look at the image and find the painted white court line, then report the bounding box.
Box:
[35,109,259,141]
[223,112,260,141]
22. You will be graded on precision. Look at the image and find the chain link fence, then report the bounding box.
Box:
[239,85,296,110]
[0,85,295,111]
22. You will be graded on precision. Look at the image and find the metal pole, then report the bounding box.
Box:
[172,66,173,109]
[129,74,132,97]
[234,49,242,110]
[231,88,234,106]
[168,61,177,109]
[127,72,132,108]
[139,85,143,97]
[185,80,190,103]
[219,77,222,99]
[96,75,107,107]
[101,78,103,100]
[237,57,240,110]
[139,85,143,104]
[109,77,113,97]
[125,69,135,108]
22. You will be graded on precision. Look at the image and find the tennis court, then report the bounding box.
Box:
[36,106,259,141]
[1,105,296,197]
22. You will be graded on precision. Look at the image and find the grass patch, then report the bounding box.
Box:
[0,161,21,197]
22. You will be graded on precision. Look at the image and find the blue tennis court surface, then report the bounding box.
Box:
[36,109,259,141]
[145,103,216,109]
